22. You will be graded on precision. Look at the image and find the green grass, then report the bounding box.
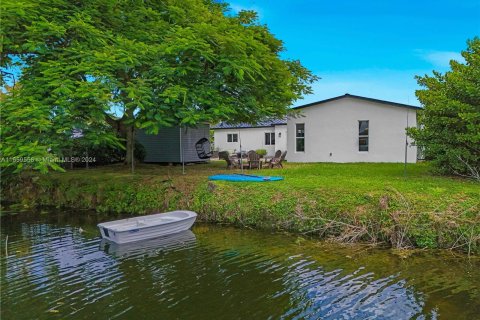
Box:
[3,161,479,253]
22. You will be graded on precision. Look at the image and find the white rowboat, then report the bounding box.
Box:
[98,210,197,244]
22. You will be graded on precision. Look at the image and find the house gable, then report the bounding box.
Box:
[294,94,422,111]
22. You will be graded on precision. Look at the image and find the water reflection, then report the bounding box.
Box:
[100,230,197,258]
[279,264,430,319]
[1,211,478,319]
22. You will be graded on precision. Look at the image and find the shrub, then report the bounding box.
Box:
[256,149,267,157]
[63,140,146,166]
[408,38,480,180]
[134,141,146,162]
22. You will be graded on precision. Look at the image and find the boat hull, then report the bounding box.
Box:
[98,210,197,244]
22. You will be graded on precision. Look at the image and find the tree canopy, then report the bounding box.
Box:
[408,37,480,179]
[1,0,317,173]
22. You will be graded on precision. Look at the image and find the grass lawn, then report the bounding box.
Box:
[42,160,478,195]
[3,161,479,253]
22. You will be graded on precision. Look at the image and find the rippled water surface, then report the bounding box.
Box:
[1,211,479,319]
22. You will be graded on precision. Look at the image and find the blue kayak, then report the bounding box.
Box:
[208,174,284,182]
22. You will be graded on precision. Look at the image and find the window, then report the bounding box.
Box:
[296,123,305,152]
[265,132,275,145]
[359,120,369,152]
[227,133,238,143]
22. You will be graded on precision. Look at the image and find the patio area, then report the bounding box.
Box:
[218,150,287,169]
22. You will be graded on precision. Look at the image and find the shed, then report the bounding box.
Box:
[136,125,211,163]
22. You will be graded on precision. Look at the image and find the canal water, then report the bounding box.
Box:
[1,210,479,319]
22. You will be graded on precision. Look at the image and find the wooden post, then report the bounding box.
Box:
[404,111,409,178]
[131,126,135,174]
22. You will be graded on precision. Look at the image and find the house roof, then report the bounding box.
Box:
[293,94,422,110]
[212,118,287,129]
[212,94,420,130]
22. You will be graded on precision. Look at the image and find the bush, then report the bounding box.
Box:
[255,149,267,157]
[134,141,146,162]
[63,140,146,166]
[408,38,480,180]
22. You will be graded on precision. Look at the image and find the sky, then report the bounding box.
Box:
[228,0,480,106]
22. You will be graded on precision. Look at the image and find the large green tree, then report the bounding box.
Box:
[409,38,480,180]
[1,0,317,173]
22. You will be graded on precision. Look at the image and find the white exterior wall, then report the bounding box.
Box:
[286,97,418,163]
[274,125,288,153]
[213,125,287,156]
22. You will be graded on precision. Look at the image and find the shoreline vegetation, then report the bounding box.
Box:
[2,162,479,254]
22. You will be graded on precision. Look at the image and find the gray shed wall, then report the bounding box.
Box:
[180,126,211,162]
[137,125,210,163]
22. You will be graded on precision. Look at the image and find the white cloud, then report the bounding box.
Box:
[417,50,464,68]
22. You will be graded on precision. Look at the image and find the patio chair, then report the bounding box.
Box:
[247,150,262,169]
[270,151,287,168]
[236,151,248,159]
[266,150,282,168]
[219,151,238,169]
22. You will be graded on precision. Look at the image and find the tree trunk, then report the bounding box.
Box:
[106,115,127,137]
[125,124,135,173]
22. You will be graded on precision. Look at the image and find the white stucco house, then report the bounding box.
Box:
[212,119,287,156]
[212,94,421,163]
[287,94,420,163]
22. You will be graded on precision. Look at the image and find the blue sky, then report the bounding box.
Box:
[228,0,480,106]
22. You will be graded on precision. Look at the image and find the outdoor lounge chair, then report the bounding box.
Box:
[270,151,287,168]
[266,150,282,168]
[219,151,238,169]
[247,150,262,169]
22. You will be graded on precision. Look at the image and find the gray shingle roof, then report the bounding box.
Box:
[212,118,287,129]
